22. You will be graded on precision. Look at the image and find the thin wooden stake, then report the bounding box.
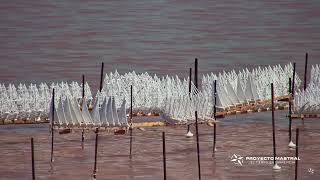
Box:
[130,85,133,121]
[292,63,296,98]
[213,80,217,153]
[295,128,299,180]
[194,58,198,89]
[288,78,292,143]
[99,62,104,92]
[81,129,84,145]
[162,132,166,180]
[304,53,308,90]
[130,85,133,159]
[82,75,85,146]
[195,111,201,180]
[213,80,217,119]
[31,138,35,180]
[82,75,85,99]
[271,83,277,166]
[93,128,99,179]
[50,88,54,163]
[189,68,192,94]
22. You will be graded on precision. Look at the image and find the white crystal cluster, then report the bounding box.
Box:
[201,63,301,109]
[1,63,317,125]
[0,83,51,121]
[49,94,128,127]
[100,71,198,111]
[294,65,320,114]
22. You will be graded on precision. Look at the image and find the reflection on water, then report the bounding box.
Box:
[0,111,320,179]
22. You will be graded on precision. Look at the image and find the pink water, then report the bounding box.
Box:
[0,0,320,88]
[0,112,320,179]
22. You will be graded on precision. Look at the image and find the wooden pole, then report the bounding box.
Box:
[82,75,85,99]
[213,80,217,153]
[295,128,299,180]
[81,129,84,144]
[195,111,201,180]
[130,85,133,159]
[213,80,217,119]
[288,78,292,143]
[31,138,35,180]
[99,62,104,92]
[50,89,55,163]
[304,53,308,90]
[162,132,166,180]
[130,85,133,121]
[189,68,192,94]
[271,83,277,166]
[292,63,296,98]
[93,128,99,179]
[82,75,85,145]
[194,58,198,89]
[187,124,191,132]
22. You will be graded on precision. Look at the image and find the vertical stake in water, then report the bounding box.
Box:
[31,138,35,180]
[82,74,85,99]
[195,111,201,180]
[81,129,84,144]
[194,58,198,89]
[99,62,104,92]
[51,89,55,163]
[82,75,85,144]
[292,63,296,98]
[213,80,217,153]
[162,132,166,180]
[129,85,133,159]
[189,68,192,95]
[271,83,281,170]
[304,53,308,90]
[288,78,295,148]
[295,128,299,180]
[93,128,99,179]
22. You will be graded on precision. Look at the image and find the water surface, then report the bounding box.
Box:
[0,0,320,88]
[0,112,320,179]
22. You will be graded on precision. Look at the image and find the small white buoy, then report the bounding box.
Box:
[185,124,193,137]
[185,131,193,137]
[288,141,296,148]
[214,147,217,152]
[272,163,281,171]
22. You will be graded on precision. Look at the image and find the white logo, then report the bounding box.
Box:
[308,168,315,174]
[231,154,244,166]
[230,153,300,166]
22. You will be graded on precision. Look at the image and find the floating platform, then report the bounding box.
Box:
[291,114,320,119]
[0,95,294,127]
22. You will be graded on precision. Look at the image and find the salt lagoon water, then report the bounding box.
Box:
[1,112,320,179]
[0,0,320,88]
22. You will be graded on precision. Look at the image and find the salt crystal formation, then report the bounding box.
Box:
[294,65,320,114]
[1,63,317,126]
